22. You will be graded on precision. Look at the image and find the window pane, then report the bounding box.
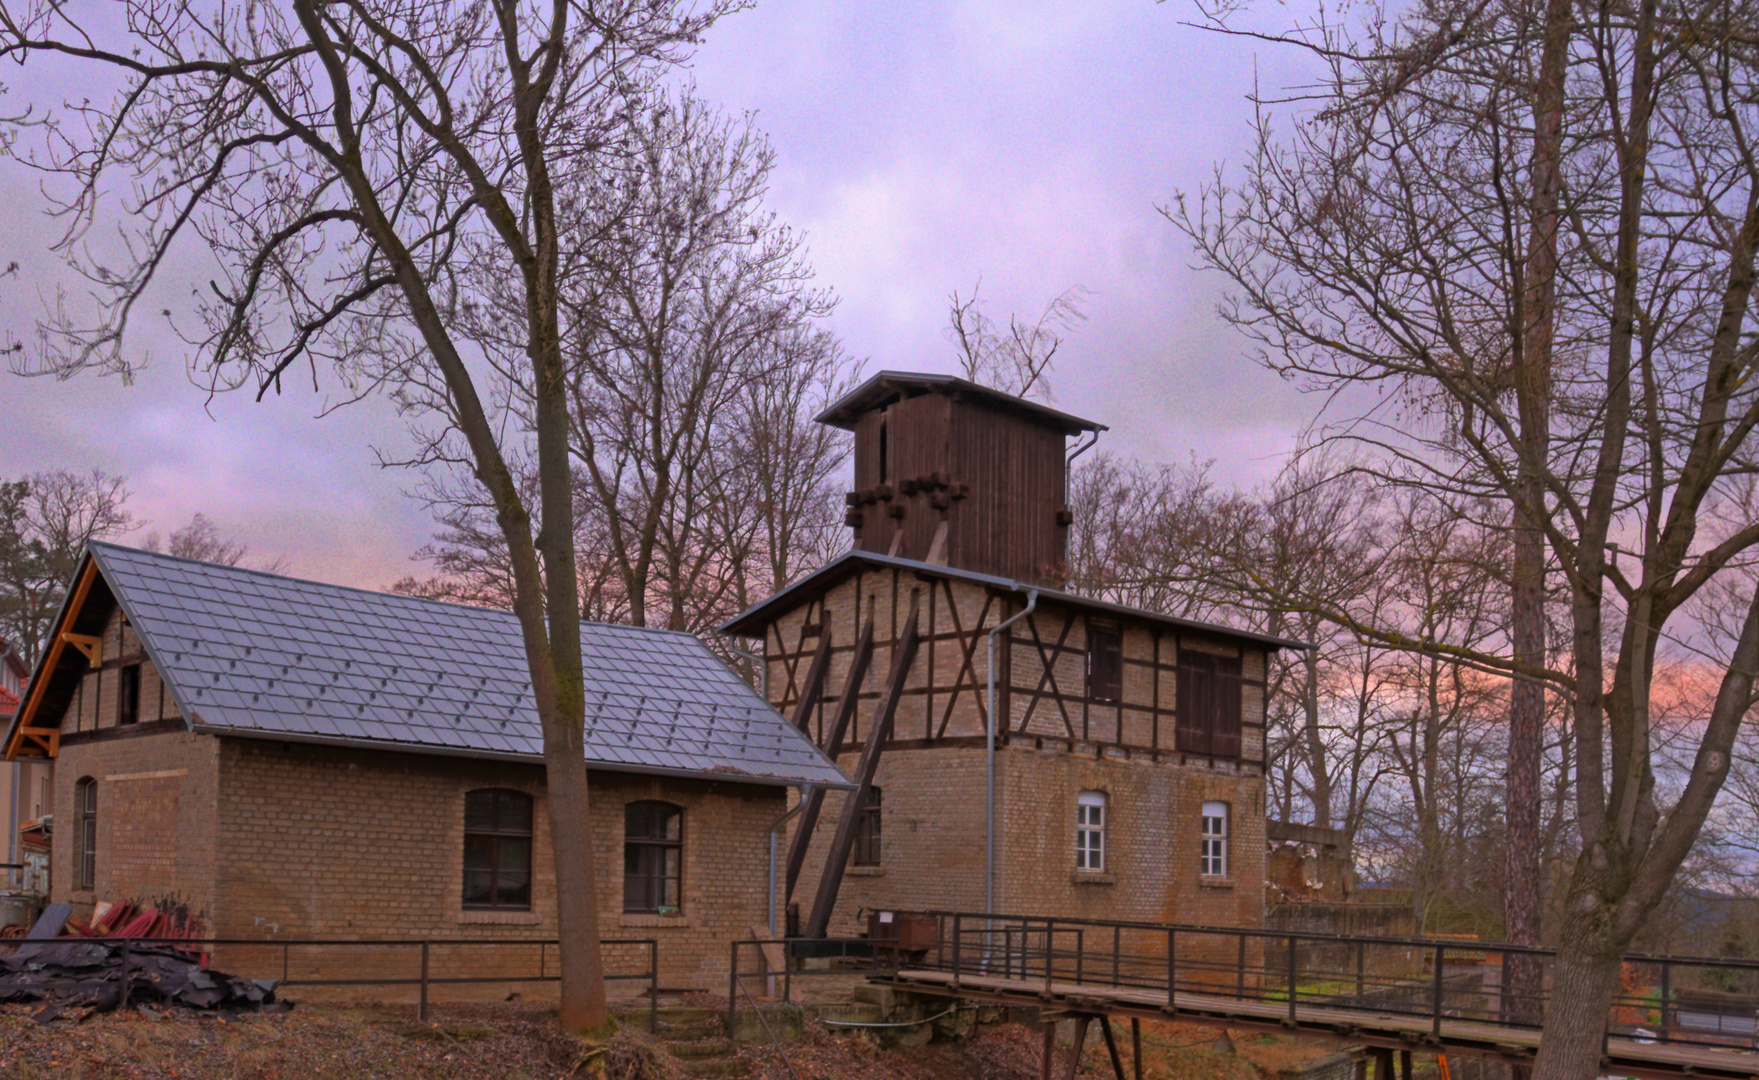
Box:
[465,791,496,832]
[495,866,531,908]
[464,834,496,872]
[462,868,494,906]
[496,790,532,833]
[498,836,532,876]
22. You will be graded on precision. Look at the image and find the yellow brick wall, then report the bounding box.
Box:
[214,738,785,990]
[51,728,790,991]
[51,729,222,921]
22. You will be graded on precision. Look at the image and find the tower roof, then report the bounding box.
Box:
[816,370,1107,436]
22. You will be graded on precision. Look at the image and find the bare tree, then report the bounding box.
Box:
[0,469,135,665]
[1169,0,1759,1068]
[946,278,1090,402]
[142,512,275,569]
[397,93,851,642]
[1,0,731,1032]
[560,91,835,630]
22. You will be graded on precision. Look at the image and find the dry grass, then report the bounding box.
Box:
[738,1016,1346,1080]
[0,1002,1350,1080]
[0,1000,649,1080]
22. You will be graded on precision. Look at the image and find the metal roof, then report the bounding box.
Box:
[82,543,849,788]
[721,550,1311,651]
[815,370,1107,435]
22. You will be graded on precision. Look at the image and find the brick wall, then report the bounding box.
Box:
[49,727,791,992]
[51,728,221,922]
[215,739,786,990]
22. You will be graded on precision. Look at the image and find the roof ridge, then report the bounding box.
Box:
[88,541,699,640]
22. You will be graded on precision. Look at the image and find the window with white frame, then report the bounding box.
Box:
[1200,801,1229,877]
[1076,791,1107,871]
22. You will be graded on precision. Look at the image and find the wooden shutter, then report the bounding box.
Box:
[1178,652,1244,758]
[1211,655,1243,758]
[1176,652,1213,755]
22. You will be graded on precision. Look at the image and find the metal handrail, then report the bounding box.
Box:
[4,933,661,1027]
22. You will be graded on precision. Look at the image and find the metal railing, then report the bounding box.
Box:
[2,934,660,1027]
[881,909,1759,1057]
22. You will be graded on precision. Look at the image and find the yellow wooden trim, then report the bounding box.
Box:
[4,560,97,761]
[61,632,101,668]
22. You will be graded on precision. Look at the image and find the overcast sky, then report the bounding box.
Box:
[0,0,1321,589]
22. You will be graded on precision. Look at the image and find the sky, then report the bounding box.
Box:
[0,0,1323,589]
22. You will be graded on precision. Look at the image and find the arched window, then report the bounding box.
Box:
[624,801,683,914]
[463,789,533,910]
[75,777,97,891]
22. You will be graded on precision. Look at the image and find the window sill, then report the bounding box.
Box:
[1198,877,1235,889]
[1071,872,1116,886]
[71,891,95,905]
[619,913,694,929]
[458,909,542,925]
[848,866,886,877]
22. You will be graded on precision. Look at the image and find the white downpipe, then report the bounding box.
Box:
[986,589,1038,920]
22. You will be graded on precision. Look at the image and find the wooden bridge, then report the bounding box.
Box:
[732,910,1759,1080]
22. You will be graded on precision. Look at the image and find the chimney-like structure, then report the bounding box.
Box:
[818,371,1105,587]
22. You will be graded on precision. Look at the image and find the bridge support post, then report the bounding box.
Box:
[1399,1049,1412,1080]
[1098,1016,1130,1080]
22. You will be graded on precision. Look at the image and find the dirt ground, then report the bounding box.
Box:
[739,1016,1341,1080]
[0,1000,1349,1080]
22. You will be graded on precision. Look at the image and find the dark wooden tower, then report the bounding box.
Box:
[818,372,1105,586]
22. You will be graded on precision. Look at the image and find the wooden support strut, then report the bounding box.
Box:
[788,632,835,734]
[783,617,876,904]
[803,597,921,939]
[60,633,101,668]
[5,560,97,761]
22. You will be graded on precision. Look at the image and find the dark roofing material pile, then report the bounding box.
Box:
[0,940,283,1021]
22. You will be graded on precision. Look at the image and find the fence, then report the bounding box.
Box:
[5,934,659,1027]
[885,909,1759,1056]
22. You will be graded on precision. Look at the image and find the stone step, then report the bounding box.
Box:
[668,1038,736,1060]
[677,1056,751,1079]
[656,1018,724,1041]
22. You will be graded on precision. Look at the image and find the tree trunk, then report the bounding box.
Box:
[1507,0,1571,1034]
[1531,887,1625,1080]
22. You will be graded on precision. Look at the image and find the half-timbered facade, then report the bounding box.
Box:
[724,372,1304,938]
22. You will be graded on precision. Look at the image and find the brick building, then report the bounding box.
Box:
[1,543,847,989]
[1,635,50,898]
[724,372,1305,940]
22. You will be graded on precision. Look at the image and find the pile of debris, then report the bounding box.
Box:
[0,940,284,1020]
[0,902,285,1020]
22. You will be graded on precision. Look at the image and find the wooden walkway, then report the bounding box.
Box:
[876,968,1759,1080]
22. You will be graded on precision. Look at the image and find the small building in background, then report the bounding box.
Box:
[0,635,51,918]
[725,372,1305,940]
[2,543,846,990]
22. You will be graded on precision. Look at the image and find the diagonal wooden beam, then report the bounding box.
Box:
[5,559,97,761]
[804,596,921,938]
[787,631,834,733]
[784,616,875,904]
